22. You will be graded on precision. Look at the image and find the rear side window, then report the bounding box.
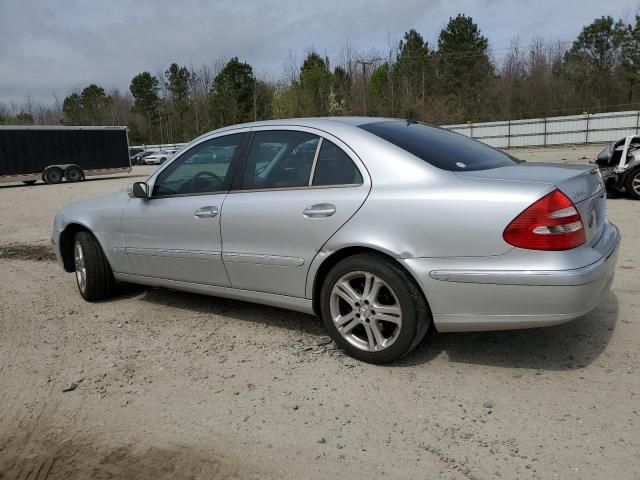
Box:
[359,121,520,171]
[312,140,363,186]
[241,130,319,189]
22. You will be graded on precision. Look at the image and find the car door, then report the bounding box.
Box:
[221,127,370,297]
[122,131,248,286]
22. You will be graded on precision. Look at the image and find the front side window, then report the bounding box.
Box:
[240,130,319,189]
[152,133,245,196]
[312,140,363,186]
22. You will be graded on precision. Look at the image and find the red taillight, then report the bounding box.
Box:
[503,189,585,251]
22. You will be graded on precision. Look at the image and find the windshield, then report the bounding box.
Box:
[359,120,521,171]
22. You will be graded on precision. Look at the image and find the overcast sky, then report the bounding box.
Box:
[1,0,638,105]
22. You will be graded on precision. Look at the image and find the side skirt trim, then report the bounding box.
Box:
[113,272,315,315]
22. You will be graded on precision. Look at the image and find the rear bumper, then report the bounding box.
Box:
[402,223,620,332]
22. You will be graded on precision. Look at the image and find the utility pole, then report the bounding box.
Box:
[357,60,373,116]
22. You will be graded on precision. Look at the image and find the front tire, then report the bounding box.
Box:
[624,167,640,200]
[320,253,431,364]
[74,232,115,301]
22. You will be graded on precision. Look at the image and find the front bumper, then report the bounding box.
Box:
[402,223,620,332]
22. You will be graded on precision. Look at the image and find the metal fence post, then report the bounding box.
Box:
[507,120,511,149]
[585,113,590,145]
[543,117,547,147]
[469,122,473,139]
[636,109,639,135]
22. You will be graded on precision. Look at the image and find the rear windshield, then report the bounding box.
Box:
[359,120,521,171]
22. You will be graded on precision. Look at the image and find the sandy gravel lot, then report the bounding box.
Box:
[1,146,639,479]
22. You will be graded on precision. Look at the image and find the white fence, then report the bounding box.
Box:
[444,109,640,148]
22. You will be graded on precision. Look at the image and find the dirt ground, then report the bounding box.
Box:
[1,145,638,479]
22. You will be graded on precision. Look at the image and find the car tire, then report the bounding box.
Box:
[22,180,37,185]
[65,166,83,182]
[319,253,431,364]
[624,167,640,200]
[73,231,116,302]
[43,168,63,184]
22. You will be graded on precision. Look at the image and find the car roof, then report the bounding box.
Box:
[197,117,393,139]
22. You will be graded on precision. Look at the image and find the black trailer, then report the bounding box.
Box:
[0,126,131,185]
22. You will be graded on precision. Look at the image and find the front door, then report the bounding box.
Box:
[122,131,247,286]
[221,128,370,297]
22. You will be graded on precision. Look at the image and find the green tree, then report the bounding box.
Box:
[394,29,433,116]
[209,57,256,127]
[299,52,334,115]
[130,72,160,141]
[619,16,640,102]
[562,16,628,106]
[62,93,83,124]
[165,63,192,140]
[62,84,111,125]
[368,63,392,116]
[437,14,492,109]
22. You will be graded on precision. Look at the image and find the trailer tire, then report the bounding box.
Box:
[64,166,83,183]
[624,167,640,200]
[43,168,63,184]
[22,180,37,186]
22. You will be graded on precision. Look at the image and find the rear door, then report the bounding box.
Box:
[220,127,370,297]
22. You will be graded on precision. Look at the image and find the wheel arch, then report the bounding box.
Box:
[309,245,428,317]
[58,222,94,272]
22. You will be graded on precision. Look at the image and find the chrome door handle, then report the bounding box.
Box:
[194,206,218,218]
[303,203,336,218]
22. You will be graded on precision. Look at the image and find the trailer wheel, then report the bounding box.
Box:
[22,180,37,186]
[65,166,83,183]
[43,168,63,184]
[625,167,640,200]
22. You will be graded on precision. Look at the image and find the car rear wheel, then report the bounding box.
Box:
[74,231,115,301]
[43,168,63,184]
[624,167,640,200]
[320,253,431,364]
[65,166,83,182]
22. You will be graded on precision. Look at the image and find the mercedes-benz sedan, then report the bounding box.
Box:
[52,118,620,364]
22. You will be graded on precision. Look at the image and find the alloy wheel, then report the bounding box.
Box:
[74,241,87,293]
[329,271,403,352]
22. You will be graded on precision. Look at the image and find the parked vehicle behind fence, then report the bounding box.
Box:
[0,126,130,185]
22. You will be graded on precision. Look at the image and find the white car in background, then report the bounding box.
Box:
[143,150,174,165]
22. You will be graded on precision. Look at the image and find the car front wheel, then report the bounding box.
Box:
[625,167,640,200]
[74,231,115,301]
[320,253,431,364]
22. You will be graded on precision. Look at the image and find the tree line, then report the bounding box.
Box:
[2,14,640,145]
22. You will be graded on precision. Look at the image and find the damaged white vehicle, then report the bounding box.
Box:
[595,135,640,199]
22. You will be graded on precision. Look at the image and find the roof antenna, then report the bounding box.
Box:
[406,118,417,125]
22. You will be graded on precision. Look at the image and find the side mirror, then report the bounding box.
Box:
[128,181,149,199]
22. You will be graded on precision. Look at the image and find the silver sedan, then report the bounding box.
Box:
[52,118,620,364]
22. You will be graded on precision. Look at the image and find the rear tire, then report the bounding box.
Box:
[43,168,63,184]
[73,231,116,301]
[319,253,431,364]
[65,166,83,182]
[624,167,640,200]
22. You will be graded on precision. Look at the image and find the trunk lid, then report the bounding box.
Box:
[457,162,606,245]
